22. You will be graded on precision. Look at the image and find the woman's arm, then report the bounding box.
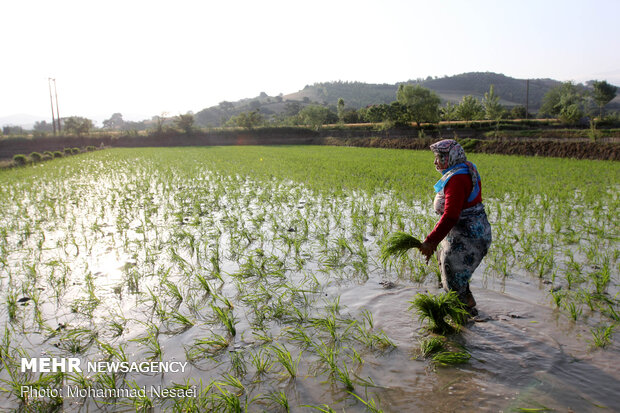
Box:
[420,174,470,262]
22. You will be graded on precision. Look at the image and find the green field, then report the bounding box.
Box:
[0,146,618,412]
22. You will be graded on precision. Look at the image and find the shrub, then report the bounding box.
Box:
[29,152,43,162]
[43,151,53,157]
[53,151,63,158]
[13,154,27,166]
[72,148,80,154]
[64,148,73,155]
[86,146,96,152]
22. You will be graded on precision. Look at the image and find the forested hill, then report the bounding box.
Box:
[284,73,560,109]
[194,72,617,127]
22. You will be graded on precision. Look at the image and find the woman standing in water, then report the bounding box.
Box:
[419,139,492,316]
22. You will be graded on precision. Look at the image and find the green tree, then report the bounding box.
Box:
[456,95,484,122]
[539,82,583,119]
[553,83,585,125]
[591,80,618,118]
[337,98,345,123]
[341,109,360,123]
[483,85,504,121]
[299,105,330,130]
[396,84,441,127]
[441,102,459,121]
[509,105,528,119]
[384,102,408,126]
[153,112,169,134]
[226,110,263,129]
[364,105,387,123]
[559,103,583,125]
[63,116,93,136]
[33,120,53,133]
[174,112,195,135]
[283,101,302,117]
[102,113,125,130]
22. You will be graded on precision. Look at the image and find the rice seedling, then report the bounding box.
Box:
[186,335,230,361]
[601,303,620,322]
[591,263,611,295]
[285,325,314,349]
[431,350,471,366]
[409,291,469,334]
[164,278,184,303]
[269,343,300,379]
[98,341,129,363]
[131,324,163,361]
[302,404,338,413]
[169,310,195,331]
[211,304,237,337]
[566,302,582,321]
[550,289,564,308]
[589,325,614,348]
[122,379,155,411]
[265,391,290,413]
[418,336,445,357]
[361,309,374,329]
[228,350,247,378]
[249,348,273,376]
[348,390,384,413]
[6,289,18,322]
[380,232,422,265]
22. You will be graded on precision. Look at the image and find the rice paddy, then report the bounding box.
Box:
[0,146,618,412]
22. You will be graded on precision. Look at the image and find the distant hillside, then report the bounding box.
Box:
[284,81,397,108]
[286,73,561,109]
[194,72,620,127]
[417,72,560,108]
[0,114,46,129]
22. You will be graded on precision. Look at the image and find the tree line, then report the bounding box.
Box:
[223,80,617,130]
[1,80,617,138]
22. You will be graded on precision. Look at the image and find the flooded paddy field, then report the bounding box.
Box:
[0,146,618,412]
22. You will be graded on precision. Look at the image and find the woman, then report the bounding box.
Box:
[419,139,492,315]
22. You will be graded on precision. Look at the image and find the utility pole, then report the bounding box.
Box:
[48,78,57,135]
[525,79,529,119]
[52,78,61,133]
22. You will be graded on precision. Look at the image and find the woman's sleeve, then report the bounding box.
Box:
[424,175,468,246]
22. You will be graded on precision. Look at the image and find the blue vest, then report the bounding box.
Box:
[433,163,481,203]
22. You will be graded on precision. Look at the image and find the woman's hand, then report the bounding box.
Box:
[418,242,437,264]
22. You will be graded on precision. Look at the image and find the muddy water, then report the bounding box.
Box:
[340,278,620,412]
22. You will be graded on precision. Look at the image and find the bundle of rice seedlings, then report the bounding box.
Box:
[432,350,471,366]
[409,291,469,334]
[418,336,445,357]
[380,232,422,265]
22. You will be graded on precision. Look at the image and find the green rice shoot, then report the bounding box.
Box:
[431,350,471,366]
[409,291,469,334]
[380,232,422,265]
[418,336,445,357]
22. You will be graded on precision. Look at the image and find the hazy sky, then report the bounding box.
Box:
[2,0,619,124]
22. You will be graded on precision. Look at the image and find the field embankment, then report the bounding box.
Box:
[1,124,619,163]
[323,136,620,160]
